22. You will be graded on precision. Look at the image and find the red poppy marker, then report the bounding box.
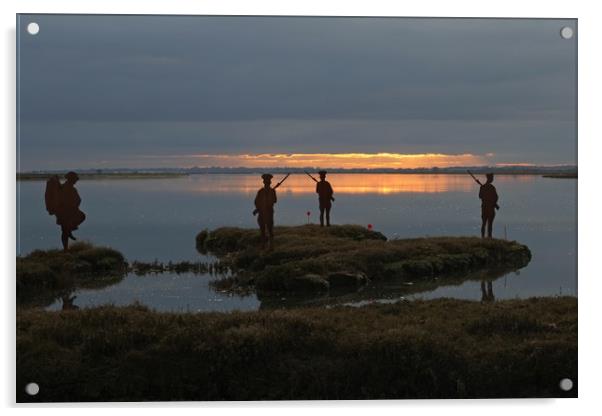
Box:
[367,224,373,230]
[306,211,311,224]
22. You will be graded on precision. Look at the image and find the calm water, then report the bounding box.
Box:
[16,174,577,311]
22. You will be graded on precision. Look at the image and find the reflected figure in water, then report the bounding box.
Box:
[305,170,335,226]
[479,173,499,238]
[253,174,278,249]
[61,294,80,311]
[45,171,86,251]
[480,280,495,303]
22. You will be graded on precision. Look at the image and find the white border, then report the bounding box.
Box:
[3,0,600,414]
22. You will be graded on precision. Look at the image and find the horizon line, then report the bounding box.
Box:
[19,164,578,174]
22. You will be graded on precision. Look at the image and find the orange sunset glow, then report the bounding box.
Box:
[168,173,535,196]
[179,152,491,169]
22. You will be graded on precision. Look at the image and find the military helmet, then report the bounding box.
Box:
[318,170,327,176]
[261,173,273,180]
[65,171,79,182]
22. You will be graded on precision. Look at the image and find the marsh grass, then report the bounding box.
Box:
[16,297,576,402]
[197,225,531,294]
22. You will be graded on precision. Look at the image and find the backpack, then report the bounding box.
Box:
[44,176,62,215]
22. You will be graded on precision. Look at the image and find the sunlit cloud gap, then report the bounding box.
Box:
[141,153,493,169]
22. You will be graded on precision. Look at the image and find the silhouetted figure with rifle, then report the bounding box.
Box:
[468,171,499,238]
[253,173,289,248]
[305,170,335,227]
[45,171,86,251]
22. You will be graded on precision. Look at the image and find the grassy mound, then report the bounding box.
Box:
[16,297,577,402]
[17,242,127,303]
[196,225,531,294]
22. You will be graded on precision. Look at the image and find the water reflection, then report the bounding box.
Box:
[18,173,576,305]
[257,266,521,310]
[44,265,517,312]
[181,174,513,195]
[46,272,261,313]
[83,173,538,197]
[61,294,80,311]
[480,280,495,303]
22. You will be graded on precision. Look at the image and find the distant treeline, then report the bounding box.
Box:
[18,165,577,179]
[17,172,188,181]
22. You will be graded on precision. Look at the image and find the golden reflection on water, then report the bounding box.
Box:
[187,174,536,195]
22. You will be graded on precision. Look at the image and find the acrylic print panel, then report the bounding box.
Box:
[16,14,577,402]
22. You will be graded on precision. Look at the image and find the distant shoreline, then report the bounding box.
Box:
[541,173,578,179]
[17,169,577,180]
[16,172,189,181]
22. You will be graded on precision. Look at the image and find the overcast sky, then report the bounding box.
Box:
[17,15,577,170]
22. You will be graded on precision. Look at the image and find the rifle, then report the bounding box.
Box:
[273,173,291,189]
[304,171,318,183]
[467,170,482,186]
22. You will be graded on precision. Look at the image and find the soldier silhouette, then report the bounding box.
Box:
[46,171,86,251]
[253,173,288,249]
[479,173,499,238]
[305,170,335,226]
[469,171,499,238]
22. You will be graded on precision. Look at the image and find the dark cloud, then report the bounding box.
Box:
[17,15,577,169]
